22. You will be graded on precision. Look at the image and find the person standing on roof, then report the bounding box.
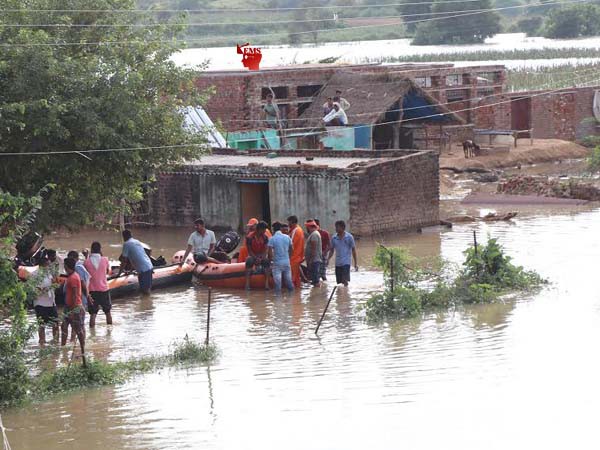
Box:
[323,103,348,126]
[333,89,350,111]
[262,93,280,129]
[287,215,305,288]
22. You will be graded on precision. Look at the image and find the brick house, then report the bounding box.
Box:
[194,62,505,135]
[148,148,439,236]
[298,72,470,151]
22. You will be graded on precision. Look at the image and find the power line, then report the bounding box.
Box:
[0,0,586,47]
[0,8,516,28]
[0,0,528,14]
[229,69,600,139]
[211,64,600,125]
[0,143,209,156]
[1,71,598,157]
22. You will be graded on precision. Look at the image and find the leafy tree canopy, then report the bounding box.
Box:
[0,0,210,229]
[542,4,600,39]
[412,0,502,45]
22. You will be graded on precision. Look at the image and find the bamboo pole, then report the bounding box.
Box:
[315,286,337,335]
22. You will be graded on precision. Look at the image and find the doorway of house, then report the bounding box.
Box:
[239,180,271,229]
[511,97,532,137]
[398,127,414,148]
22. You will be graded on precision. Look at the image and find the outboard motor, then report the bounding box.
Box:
[15,232,45,266]
[215,231,241,254]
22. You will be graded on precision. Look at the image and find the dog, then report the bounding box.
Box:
[462,140,481,158]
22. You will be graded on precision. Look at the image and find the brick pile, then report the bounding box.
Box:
[498,175,600,201]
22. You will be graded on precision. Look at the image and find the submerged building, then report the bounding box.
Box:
[149,149,439,236]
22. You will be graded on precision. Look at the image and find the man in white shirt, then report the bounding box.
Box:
[334,90,351,111]
[181,218,217,265]
[323,103,348,126]
[33,256,59,344]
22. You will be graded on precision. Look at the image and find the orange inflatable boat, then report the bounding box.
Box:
[193,262,271,289]
[17,253,195,299]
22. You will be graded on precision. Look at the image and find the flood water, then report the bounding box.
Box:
[4,203,600,449]
[172,33,600,71]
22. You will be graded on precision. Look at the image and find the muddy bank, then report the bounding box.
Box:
[441,139,589,172]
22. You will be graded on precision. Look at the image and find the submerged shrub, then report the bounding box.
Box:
[36,360,125,396]
[363,238,546,322]
[20,336,218,407]
[586,146,600,172]
[363,288,423,321]
[170,335,218,364]
[460,238,545,290]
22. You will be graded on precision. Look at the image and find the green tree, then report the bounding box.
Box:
[0,190,44,407]
[397,0,432,34]
[412,0,502,45]
[0,0,210,229]
[542,4,600,39]
[509,16,543,36]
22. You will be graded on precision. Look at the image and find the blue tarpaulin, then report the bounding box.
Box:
[401,90,447,122]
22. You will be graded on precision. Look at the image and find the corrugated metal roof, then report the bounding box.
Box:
[183,106,227,148]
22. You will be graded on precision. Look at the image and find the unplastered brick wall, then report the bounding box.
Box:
[348,151,439,235]
[149,172,201,227]
[196,64,507,132]
[473,86,600,141]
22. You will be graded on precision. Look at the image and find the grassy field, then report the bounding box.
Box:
[361,47,600,64]
[505,62,600,92]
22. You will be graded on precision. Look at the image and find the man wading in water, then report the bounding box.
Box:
[244,221,271,290]
[119,230,154,295]
[62,257,85,356]
[328,220,358,287]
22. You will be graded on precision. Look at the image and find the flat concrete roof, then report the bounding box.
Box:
[190,154,387,169]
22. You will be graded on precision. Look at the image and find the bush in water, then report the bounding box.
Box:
[586,146,600,173]
[32,337,218,404]
[362,238,546,321]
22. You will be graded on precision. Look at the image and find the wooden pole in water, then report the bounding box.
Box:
[315,286,337,335]
[205,288,212,345]
[390,252,395,292]
[473,230,480,277]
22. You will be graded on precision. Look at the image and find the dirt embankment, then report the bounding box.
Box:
[440,139,590,172]
[498,175,600,201]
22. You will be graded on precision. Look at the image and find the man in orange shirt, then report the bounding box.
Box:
[238,218,258,263]
[61,258,86,359]
[287,215,305,288]
[239,218,272,263]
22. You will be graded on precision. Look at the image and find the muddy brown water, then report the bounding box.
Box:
[4,203,600,449]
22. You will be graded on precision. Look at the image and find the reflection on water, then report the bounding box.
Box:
[5,205,600,449]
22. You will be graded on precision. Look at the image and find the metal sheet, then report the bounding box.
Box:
[269,177,350,232]
[198,175,241,230]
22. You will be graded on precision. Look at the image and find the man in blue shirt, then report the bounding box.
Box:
[267,221,294,293]
[119,229,154,295]
[328,220,358,287]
